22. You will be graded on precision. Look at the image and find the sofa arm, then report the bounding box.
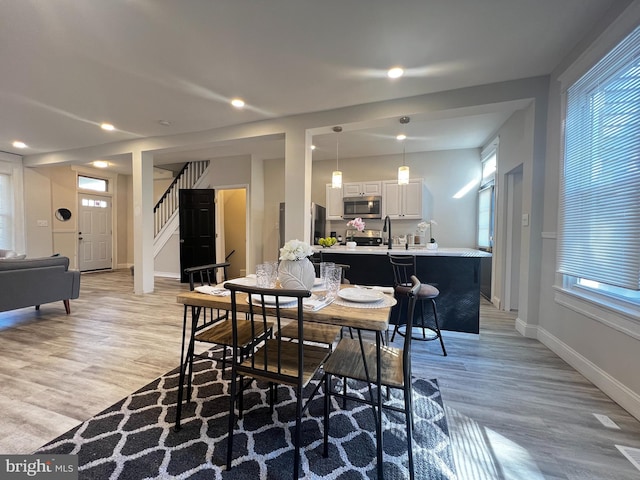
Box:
[68,270,81,299]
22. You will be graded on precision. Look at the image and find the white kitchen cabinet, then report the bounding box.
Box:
[342,181,382,197]
[382,179,424,219]
[326,184,344,220]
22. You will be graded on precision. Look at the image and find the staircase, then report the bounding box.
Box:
[153,160,210,256]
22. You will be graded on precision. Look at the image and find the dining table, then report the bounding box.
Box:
[175,280,397,479]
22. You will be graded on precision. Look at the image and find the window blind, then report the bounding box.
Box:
[0,173,12,249]
[558,26,640,290]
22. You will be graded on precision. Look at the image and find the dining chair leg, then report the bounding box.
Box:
[237,375,245,420]
[342,376,347,409]
[390,296,405,343]
[323,374,330,458]
[404,384,415,480]
[431,299,447,356]
[293,389,303,479]
[186,339,196,402]
[269,383,275,413]
[226,370,237,470]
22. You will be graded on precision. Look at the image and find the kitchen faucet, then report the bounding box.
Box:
[382,215,392,249]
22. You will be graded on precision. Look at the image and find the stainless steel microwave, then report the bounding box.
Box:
[343,196,382,219]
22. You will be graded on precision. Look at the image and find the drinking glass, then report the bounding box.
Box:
[267,260,279,287]
[320,262,335,290]
[256,263,270,287]
[325,266,342,299]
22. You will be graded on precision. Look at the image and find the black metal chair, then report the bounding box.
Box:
[388,254,447,355]
[225,283,330,478]
[176,262,274,430]
[322,276,422,480]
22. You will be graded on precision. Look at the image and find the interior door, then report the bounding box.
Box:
[78,193,112,272]
[179,189,216,283]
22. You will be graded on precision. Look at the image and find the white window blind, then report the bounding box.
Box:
[558,25,640,291]
[0,173,13,249]
[478,186,493,249]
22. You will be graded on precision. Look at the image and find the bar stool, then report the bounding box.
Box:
[388,254,447,356]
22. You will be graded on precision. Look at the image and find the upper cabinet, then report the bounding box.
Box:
[382,179,424,219]
[325,184,344,220]
[342,181,382,197]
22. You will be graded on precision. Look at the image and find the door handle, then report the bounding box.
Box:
[78,237,83,240]
[180,239,185,243]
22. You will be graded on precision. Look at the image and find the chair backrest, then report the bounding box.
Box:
[224,282,315,387]
[401,276,421,381]
[388,254,416,287]
[184,262,230,291]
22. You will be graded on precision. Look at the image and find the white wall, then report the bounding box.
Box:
[537,2,640,419]
[23,168,53,258]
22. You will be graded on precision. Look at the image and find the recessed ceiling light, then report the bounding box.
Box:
[12,141,27,149]
[158,120,171,126]
[396,134,407,141]
[93,161,109,168]
[231,98,245,108]
[311,145,316,150]
[100,123,115,131]
[387,67,404,79]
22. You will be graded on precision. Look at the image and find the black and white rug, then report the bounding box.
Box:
[35,349,456,479]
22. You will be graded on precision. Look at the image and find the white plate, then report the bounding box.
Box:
[338,288,384,303]
[226,276,256,287]
[248,294,298,306]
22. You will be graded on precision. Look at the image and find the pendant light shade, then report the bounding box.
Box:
[397,116,410,185]
[331,126,343,188]
[398,165,410,185]
[332,170,343,188]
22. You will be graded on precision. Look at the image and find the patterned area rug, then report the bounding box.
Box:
[35,349,456,479]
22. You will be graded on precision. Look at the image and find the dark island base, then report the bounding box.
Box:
[317,252,481,334]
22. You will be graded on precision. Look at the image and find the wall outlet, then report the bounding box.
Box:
[37,219,49,227]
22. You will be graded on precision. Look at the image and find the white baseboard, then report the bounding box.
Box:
[491,295,501,309]
[515,317,538,338]
[154,271,180,279]
[537,326,640,423]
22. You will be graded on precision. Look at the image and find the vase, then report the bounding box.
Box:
[278,257,316,290]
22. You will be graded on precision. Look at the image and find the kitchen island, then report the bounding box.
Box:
[315,246,491,334]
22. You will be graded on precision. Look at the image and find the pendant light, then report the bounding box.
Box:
[398,116,410,185]
[331,126,343,188]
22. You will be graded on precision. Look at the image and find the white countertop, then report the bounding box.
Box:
[314,245,491,257]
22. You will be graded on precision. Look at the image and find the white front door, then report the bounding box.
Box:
[78,193,112,272]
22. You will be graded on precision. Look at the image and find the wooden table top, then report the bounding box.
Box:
[177,289,393,332]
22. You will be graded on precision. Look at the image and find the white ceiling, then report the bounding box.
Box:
[1,0,626,172]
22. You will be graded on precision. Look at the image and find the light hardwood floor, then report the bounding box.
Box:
[1,270,639,479]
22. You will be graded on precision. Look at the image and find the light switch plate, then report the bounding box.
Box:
[521,213,529,227]
[37,219,49,227]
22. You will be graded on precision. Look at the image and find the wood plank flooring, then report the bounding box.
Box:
[1,269,639,479]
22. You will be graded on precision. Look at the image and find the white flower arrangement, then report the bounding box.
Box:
[417,219,438,242]
[279,239,314,261]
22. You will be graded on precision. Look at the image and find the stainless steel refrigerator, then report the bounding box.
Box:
[279,202,326,249]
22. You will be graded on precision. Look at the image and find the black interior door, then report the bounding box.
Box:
[179,189,216,283]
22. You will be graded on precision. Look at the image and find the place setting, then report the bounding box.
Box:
[334,286,397,309]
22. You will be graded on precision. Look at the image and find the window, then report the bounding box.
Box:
[0,172,12,249]
[477,144,497,251]
[78,175,107,192]
[558,25,640,308]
